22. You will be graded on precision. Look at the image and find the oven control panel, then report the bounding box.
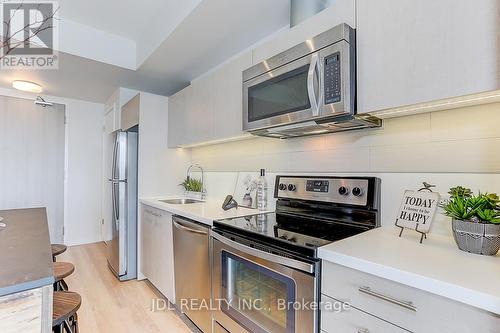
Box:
[276,176,371,206]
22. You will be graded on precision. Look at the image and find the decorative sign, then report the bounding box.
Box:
[395,190,440,242]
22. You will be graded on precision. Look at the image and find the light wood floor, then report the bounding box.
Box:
[59,242,193,333]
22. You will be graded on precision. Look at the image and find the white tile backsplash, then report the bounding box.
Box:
[190,103,500,237]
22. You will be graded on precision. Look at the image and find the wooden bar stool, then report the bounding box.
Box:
[53,262,75,291]
[53,291,81,333]
[52,244,67,262]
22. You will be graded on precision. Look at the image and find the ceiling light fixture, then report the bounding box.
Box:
[12,80,42,93]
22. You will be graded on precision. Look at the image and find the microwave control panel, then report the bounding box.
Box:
[324,52,341,104]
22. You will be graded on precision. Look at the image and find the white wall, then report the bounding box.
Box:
[0,88,104,246]
[138,92,191,197]
[65,100,104,245]
[190,103,500,237]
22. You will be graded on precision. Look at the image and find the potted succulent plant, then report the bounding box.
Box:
[179,177,204,200]
[440,186,500,255]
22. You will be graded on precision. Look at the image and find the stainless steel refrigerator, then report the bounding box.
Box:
[106,128,138,281]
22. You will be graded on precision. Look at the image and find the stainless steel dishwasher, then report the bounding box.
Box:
[172,215,211,333]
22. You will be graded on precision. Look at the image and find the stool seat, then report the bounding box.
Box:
[53,291,81,327]
[51,244,67,261]
[53,262,75,282]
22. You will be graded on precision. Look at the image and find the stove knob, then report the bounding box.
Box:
[279,183,287,191]
[338,186,350,196]
[352,187,363,197]
[287,184,296,191]
[289,237,297,243]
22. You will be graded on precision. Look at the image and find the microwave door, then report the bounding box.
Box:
[243,52,320,132]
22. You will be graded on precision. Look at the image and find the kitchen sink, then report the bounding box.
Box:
[159,198,203,204]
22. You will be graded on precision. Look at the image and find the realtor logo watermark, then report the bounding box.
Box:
[151,298,351,313]
[1,1,59,69]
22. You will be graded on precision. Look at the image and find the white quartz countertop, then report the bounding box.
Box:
[318,227,500,315]
[140,197,272,226]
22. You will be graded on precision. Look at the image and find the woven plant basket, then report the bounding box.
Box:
[452,219,500,256]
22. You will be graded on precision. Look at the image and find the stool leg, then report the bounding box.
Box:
[73,312,79,333]
[64,318,76,333]
[61,279,69,291]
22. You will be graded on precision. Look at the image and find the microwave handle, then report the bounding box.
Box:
[307,53,320,116]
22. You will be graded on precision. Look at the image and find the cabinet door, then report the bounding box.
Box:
[357,0,499,113]
[141,207,174,302]
[167,86,190,148]
[153,211,175,303]
[104,104,116,134]
[140,205,154,280]
[213,52,252,139]
[188,75,215,144]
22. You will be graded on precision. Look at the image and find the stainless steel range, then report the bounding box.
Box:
[211,175,381,333]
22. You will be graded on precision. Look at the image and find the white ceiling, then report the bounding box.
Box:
[1,0,291,102]
[58,0,201,41]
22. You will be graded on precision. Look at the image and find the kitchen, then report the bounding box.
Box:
[0,0,499,332]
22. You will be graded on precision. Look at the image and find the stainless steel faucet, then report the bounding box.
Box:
[186,164,206,199]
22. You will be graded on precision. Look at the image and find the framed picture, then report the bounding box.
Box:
[396,190,440,234]
[233,172,258,208]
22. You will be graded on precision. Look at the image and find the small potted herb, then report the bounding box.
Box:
[440,186,500,255]
[179,177,204,200]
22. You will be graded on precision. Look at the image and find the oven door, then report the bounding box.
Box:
[212,232,318,333]
[243,52,321,132]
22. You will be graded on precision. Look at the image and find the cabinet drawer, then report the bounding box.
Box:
[322,262,500,333]
[323,262,418,331]
[321,294,407,333]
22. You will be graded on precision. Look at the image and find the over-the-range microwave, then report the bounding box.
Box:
[242,23,381,138]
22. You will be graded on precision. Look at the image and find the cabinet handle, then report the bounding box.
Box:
[358,286,417,312]
[145,209,161,217]
[173,220,208,235]
[358,329,369,333]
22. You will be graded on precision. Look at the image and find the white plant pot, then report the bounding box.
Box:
[185,191,204,201]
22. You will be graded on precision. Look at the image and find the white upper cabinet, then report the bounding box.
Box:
[103,88,139,133]
[357,0,500,113]
[167,85,191,148]
[189,75,215,144]
[213,51,252,139]
[252,0,356,65]
[168,51,252,147]
[168,78,213,148]
[104,101,117,135]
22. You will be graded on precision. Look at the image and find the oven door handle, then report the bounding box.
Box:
[307,53,320,116]
[212,231,315,274]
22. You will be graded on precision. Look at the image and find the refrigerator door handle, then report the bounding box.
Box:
[112,182,119,221]
[111,182,116,221]
[108,178,127,183]
[111,135,118,179]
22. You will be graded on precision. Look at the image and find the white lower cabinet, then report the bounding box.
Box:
[321,262,500,333]
[140,205,175,303]
[321,294,407,333]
